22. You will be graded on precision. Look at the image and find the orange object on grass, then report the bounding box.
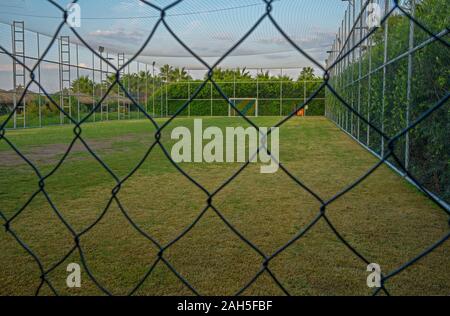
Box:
[296,108,305,116]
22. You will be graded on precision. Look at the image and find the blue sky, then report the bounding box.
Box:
[0,0,348,91]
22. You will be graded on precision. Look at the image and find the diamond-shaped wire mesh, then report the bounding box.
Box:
[0,0,449,296]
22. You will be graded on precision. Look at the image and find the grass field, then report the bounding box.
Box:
[0,116,449,296]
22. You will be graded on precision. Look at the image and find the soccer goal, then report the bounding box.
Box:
[228,98,258,117]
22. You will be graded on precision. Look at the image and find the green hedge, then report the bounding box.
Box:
[325,0,449,204]
[146,79,325,117]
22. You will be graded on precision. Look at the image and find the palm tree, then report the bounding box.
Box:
[256,70,271,80]
[177,67,191,81]
[159,64,174,82]
[277,74,293,81]
[208,68,233,81]
[71,76,94,94]
[235,67,251,80]
[297,67,316,81]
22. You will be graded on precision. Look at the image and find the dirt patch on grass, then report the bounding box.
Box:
[0,134,146,167]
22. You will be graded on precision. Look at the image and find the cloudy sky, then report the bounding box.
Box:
[0,0,348,91]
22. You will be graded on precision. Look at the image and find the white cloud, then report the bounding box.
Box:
[88,28,145,42]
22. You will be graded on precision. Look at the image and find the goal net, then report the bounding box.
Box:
[228,98,258,117]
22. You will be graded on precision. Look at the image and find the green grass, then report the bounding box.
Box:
[0,117,449,296]
[0,110,150,129]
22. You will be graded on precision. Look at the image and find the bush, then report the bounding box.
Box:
[325,0,449,204]
[147,79,325,117]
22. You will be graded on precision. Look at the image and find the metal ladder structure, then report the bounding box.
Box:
[59,36,71,124]
[12,21,26,128]
[100,51,109,120]
[117,53,129,120]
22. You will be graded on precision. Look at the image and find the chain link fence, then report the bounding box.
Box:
[0,0,449,296]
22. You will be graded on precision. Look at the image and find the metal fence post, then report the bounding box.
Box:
[381,0,389,156]
[99,49,103,121]
[341,21,345,129]
[128,62,131,119]
[351,0,355,137]
[256,70,259,115]
[357,0,363,141]
[58,37,62,125]
[76,43,80,122]
[342,8,350,132]
[304,78,306,112]
[280,68,283,116]
[339,23,344,128]
[367,6,373,146]
[188,70,191,117]
[160,69,163,117]
[165,68,168,117]
[137,62,140,119]
[105,52,109,121]
[152,62,155,117]
[37,32,42,128]
[405,0,415,170]
[92,51,95,122]
[145,63,148,115]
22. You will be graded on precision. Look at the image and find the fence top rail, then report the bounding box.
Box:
[167,80,325,84]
